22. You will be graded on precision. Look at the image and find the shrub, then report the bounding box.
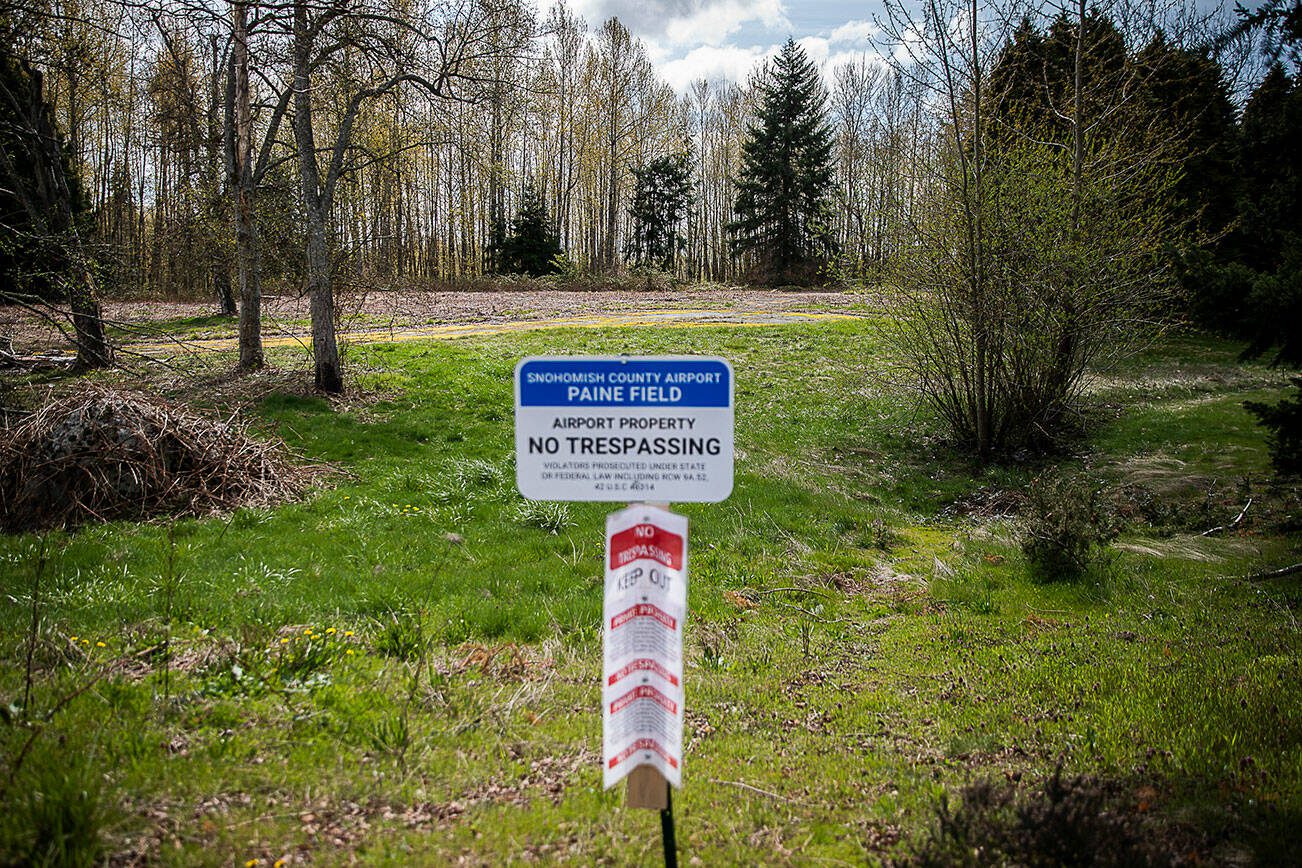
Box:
[903,770,1168,867]
[1245,377,1302,476]
[1020,475,1119,580]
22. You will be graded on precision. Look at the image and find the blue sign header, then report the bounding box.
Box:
[517,357,732,408]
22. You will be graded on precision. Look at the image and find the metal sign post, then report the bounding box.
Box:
[514,356,734,868]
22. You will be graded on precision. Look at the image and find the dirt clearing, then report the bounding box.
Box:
[2,288,871,355]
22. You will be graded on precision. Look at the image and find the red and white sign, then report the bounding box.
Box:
[602,504,688,789]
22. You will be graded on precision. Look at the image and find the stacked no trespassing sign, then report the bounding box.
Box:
[602,504,688,787]
[514,356,734,793]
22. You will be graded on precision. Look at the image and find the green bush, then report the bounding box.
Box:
[1245,377,1302,476]
[1020,475,1119,580]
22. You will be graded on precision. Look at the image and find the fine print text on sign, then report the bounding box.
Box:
[603,504,688,789]
[515,356,734,502]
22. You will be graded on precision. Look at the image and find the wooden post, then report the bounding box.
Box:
[627,500,671,812]
[626,766,668,809]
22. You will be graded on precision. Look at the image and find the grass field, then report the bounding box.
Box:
[2,316,1299,865]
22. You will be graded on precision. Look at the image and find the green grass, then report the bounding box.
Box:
[2,319,1299,865]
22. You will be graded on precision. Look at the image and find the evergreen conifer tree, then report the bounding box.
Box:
[1132,35,1238,240]
[989,16,1049,120]
[729,39,837,284]
[0,49,90,303]
[499,183,563,277]
[1236,64,1301,275]
[628,153,693,271]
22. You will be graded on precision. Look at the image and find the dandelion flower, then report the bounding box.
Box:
[96,641,106,648]
[326,628,336,635]
[345,649,355,656]
[70,635,78,642]
[345,631,355,637]
[245,860,258,868]
[280,638,290,644]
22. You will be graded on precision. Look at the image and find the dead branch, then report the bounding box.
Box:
[1248,562,1302,581]
[1200,498,1252,536]
[0,386,320,531]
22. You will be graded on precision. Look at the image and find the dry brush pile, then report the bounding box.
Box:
[1,387,313,531]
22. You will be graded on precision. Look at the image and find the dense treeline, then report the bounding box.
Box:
[2,0,1297,400]
[3,0,1274,297]
[0,0,959,299]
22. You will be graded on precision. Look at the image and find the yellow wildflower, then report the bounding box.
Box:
[345,649,355,656]
[345,631,355,637]
[280,638,289,645]
[69,635,78,642]
[245,860,258,868]
[326,628,336,635]
[96,641,106,648]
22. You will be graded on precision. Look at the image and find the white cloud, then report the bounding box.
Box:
[558,1,893,94]
[797,35,830,66]
[663,0,787,47]
[658,43,772,91]
[829,19,880,45]
[656,32,891,94]
[570,0,788,47]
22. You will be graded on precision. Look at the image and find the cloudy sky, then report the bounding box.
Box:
[563,0,1253,92]
[565,0,889,91]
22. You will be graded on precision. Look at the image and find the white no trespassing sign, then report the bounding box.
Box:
[603,504,687,789]
[514,356,734,503]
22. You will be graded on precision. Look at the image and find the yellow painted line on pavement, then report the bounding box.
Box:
[128,308,860,355]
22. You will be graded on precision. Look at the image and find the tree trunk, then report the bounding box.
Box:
[67,253,112,370]
[215,266,237,316]
[969,0,992,458]
[292,0,342,393]
[231,0,263,370]
[20,63,113,369]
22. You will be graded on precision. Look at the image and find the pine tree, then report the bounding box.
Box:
[499,183,563,277]
[0,49,90,303]
[729,39,837,284]
[1132,35,1238,240]
[627,153,693,271]
[1236,64,1301,274]
[0,46,110,368]
[989,16,1049,121]
[1224,65,1302,473]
